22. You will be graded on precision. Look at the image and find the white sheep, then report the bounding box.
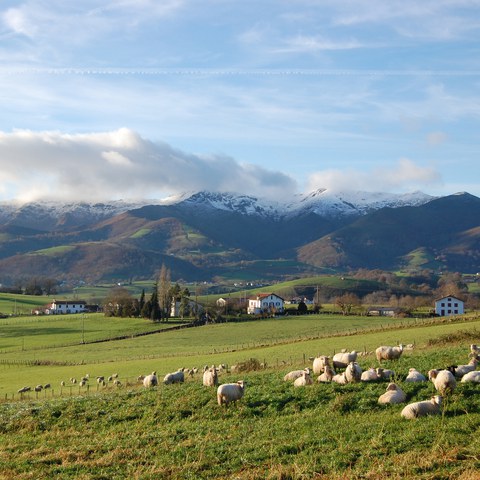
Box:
[317,365,336,383]
[428,369,457,395]
[377,367,395,380]
[283,367,310,382]
[470,344,480,356]
[453,357,478,379]
[375,344,404,362]
[401,395,443,419]
[217,380,245,406]
[344,362,362,383]
[163,370,185,385]
[378,383,407,404]
[312,355,330,375]
[332,371,348,385]
[405,368,427,382]
[293,370,313,387]
[332,350,357,369]
[361,368,380,382]
[460,370,480,383]
[203,367,219,387]
[143,371,158,388]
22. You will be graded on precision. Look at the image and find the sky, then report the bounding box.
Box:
[0,0,479,203]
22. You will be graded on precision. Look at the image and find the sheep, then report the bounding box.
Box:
[361,367,380,382]
[293,370,313,387]
[378,383,407,404]
[34,385,43,392]
[460,371,480,383]
[377,367,395,380]
[113,379,122,387]
[143,371,158,388]
[217,380,245,406]
[428,369,457,395]
[312,355,330,375]
[405,368,427,383]
[333,351,357,369]
[79,379,88,387]
[283,367,310,382]
[375,344,404,362]
[317,365,336,383]
[453,357,478,379]
[470,344,480,356]
[96,376,105,384]
[332,371,348,385]
[60,381,66,387]
[401,395,443,419]
[137,375,146,383]
[344,362,362,383]
[18,386,31,394]
[163,370,185,385]
[43,383,51,389]
[203,367,219,387]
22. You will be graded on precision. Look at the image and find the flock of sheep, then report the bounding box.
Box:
[284,343,480,419]
[15,343,479,415]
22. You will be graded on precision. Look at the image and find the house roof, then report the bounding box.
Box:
[252,293,284,301]
[51,300,87,305]
[434,295,464,302]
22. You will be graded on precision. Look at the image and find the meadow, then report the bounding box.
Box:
[0,311,479,479]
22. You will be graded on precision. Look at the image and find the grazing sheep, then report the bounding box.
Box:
[333,351,357,369]
[361,368,380,382]
[34,385,43,392]
[401,395,443,419]
[312,355,330,375]
[163,370,185,385]
[96,376,105,384]
[217,380,245,406]
[405,368,427,383]
[18,386,31,393]
[284,368,310,382]
[428,369,457,395]
[43,383,51,389]
[293,370,313,387]
[60,381,66,387]
[460,371,480,383]
[203,367,219,387]
[79,380,88,387]
[137,375,146,383]
[317,365,336,383]
[378,383,407,404]
[453,357,478,379]
[143,371,158,388]
[375,344,404,362]
[113,379,122,387]
[344,362,362,383]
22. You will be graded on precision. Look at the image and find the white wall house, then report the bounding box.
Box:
[434,295,464,317]
[247,293,284,315]
[45,300,87,315]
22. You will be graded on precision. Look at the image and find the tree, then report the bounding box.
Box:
[157,264,171,320]
[335,293,360,315]
[297,301,308,315]
[103,287,135,317]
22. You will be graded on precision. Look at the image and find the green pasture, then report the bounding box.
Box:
[29,245,75,256]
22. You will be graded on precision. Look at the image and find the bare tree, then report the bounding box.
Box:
[157,264,171,320]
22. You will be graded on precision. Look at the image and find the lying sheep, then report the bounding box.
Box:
[377,368,395,380]
[361,368,380,382]
[217,380,245,406]
[312,355,330,375]
[454,357,478,379]
[284,367,310,382]
[163,370,185,385]
[203,367,218,387]
[333,350,357,369]
[317,365,336,383]
[401,395,443,419]
[375,344,404,362]
[293,370,313,387]
[460,370,480,383]
[143,371,158,388]
[378,383,407,404]
[428,369,457,395]
[405,368,427,382]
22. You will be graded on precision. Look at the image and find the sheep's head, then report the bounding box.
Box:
[432,395,443,406]
[428,369,439,380]
[386,383,397,391]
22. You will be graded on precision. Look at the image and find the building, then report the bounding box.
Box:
[434,295,465,317]
[45,299,87,315]
[247,293,284,315]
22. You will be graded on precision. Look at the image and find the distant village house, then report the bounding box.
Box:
[38,300,88,315]
[435,295,465,317]
[247,293,284,315]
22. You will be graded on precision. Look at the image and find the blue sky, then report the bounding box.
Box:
[0,0,479,202]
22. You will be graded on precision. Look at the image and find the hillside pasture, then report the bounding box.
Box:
[0,318,479,478]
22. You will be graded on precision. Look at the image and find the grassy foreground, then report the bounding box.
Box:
[0,313,479,479]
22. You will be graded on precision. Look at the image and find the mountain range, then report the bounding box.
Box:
[0,189,479,284]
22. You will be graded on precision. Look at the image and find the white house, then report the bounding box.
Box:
[247,293,284,315]
[434,295,464,317]
[45,299,87,315]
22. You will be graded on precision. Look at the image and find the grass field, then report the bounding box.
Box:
[0,311,479,478]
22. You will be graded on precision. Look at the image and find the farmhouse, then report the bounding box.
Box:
[434,295,465,317]
[44,299,87,315]
[247,293,284,315]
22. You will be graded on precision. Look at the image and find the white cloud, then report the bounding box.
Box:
[426,131,448,146]
[306,158,442,193]
[0,128,297,203]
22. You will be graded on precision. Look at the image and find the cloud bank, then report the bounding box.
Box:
[0,128,297,203]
